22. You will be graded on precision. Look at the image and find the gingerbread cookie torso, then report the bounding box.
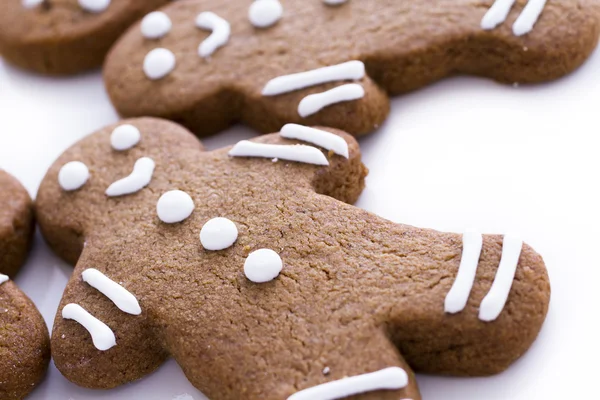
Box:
[0,0,171,75]
[36,118,550,399]
[0,170,50,400]
[104,0,600,137]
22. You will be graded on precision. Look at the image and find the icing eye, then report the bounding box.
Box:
[157,190,195,223]
[143,48,176,80]
[248,0,283,28]
[58,161,89,191]
[141,11,172,39]
[244,249,283,283]
[200,217,239,251]
[111,124,141,151]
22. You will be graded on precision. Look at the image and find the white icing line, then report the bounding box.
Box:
[105,157,155,197]
[249,0,283,28]
[244,249,283,283]
[481,0,516,30]
[287,367,409,400]
[280,124,349,158]
[444,231,483,314]
[478,235,522,322]
[200,217,239,251]
[62,303,116,351]
[324,0,349,5]
[157,190,195,223]
[22,0,44,8]
[262,61,365,96]
[59,161,90,191]
[512,0,547,36]
[196,12,231,58]
[143,48,176,80]
[298,83,365,118]
[0,274,9,285]
[141,11,172,39]
[78,0,110,13]
[82,269,142,315]
[229,141,329,166]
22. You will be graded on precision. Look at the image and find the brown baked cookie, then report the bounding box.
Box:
[104,0,600,137]
[0,170,51,400]
[0,0,171,75]
[36,118,550,399]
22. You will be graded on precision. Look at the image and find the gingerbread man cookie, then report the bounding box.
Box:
[0,170,50,400]
[0,0,171,75]
[36,118,550,399]
[104,0,600,137]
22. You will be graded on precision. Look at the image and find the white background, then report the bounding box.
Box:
[2,44,600,399]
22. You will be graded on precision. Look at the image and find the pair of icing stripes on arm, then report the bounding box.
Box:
[23,0,110,13]
[445,232,523,321]
[62,268,141,351]
[482,0,547,36]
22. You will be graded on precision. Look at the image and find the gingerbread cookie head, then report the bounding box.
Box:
[104,0,600,137]
[0,0,171,75]
[0,170,50,400]
[36,118,550,399]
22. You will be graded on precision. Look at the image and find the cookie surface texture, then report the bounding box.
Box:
[104,0,600,137]
[0,170,51,400]
[36,118,551,399]
[0,0,171,75]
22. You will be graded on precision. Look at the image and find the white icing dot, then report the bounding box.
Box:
[244,249,283,283]
[143,48,176,80]
[249,0,283,28]
[59,161,89,191]
[200,217,239,251]
[78,0,111,13]
[141,11,172,39]
[111,124,141,151]
[323,0,348,5]
[157,190,195,223]
[0,274,9,285]
[22,0,44,8]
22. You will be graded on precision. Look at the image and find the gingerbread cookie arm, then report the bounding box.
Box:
[0,281,51,400]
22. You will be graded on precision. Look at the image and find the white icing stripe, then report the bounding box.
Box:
[482,0,547,36]
[262,61,365,96]
[105,157,155,197]
[444,231,483,314]
[478,235,522,322]
[481,0,516,30]
[280,124,349,158]
[298,84,365,118]
[62,303,116,351]
[0,274,9,285]
[79,0,110,13]
[512,0,547,36]
[287,367,409,400]
[82,269,142,315]
[229,141,329,165]
[196,12,231,58]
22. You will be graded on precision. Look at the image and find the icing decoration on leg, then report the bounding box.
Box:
[78,0,111,14]
[249,0,283,28]
[143,48,176,80]
[62,303,117,351]
[59,161,90,191]
[298,83,365,118]
[141,11,173,40]
[287,367,409,400]
[481,0,516,31]
[82,269,142,315]
[111,124,141,151]
[105,157,155,197]
[200,217,239,251]
[262,61,365,96]
[195,12,231,58]
[229,140,329,165]
[244,249,283,283]
[280,124,349,158]
[479,235,523,322]
[444,230,483,314]
[35,118,550,398]
[512,0,548,36]
[157,190,195,223]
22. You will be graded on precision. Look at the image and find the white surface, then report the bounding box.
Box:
[1,41,600,398]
